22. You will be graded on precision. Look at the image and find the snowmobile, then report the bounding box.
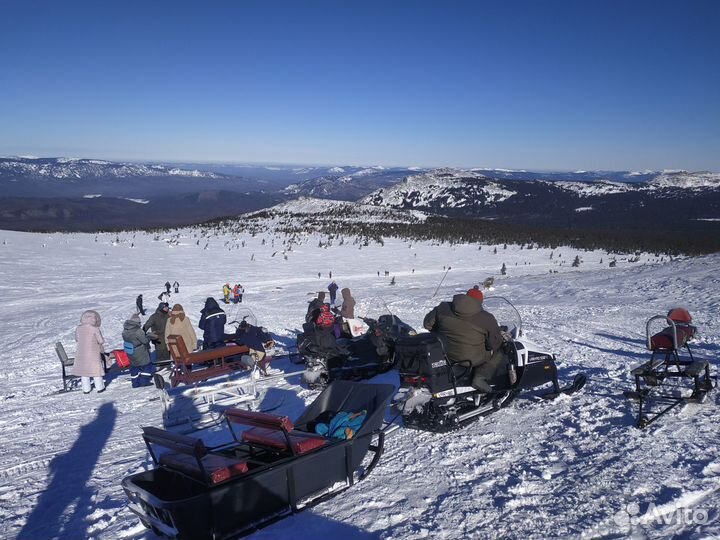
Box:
[122,381,394,540]
[297,301,416,389]
[624,308,715,428]
[392,296,587,431]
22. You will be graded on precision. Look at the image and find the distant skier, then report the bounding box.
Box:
[158,291,170,303]
[328,280,339,306]
[173,281,180,293]
[222,283,231,304]
[136,294,146,316]
[165,281,171,294]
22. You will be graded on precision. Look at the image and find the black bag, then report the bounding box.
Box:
[394,333,446,376]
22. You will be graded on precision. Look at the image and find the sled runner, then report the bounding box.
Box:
[122,381,394,539]
[625,308,715,428]
[393,297,587,431]
[153,373,258,433]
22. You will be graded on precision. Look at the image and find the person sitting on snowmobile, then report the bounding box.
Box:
[305,292,326,323]
[231,319,275,376]
[199,297,227,349]
[423,288,503,392]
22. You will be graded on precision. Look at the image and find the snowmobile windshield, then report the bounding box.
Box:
[482,296,522,338]
[352,296,416,339]
[227,306,257,328]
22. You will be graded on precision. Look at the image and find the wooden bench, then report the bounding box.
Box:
[225,408,327,457]
[56,342,80,392]
[142,426,249,485]
[167,335,251,387]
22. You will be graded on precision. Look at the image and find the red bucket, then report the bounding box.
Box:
[112,349,131,369]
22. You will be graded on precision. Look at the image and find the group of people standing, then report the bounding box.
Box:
[222,283,244,304]
[306,283,356,336]
[135,281,179,316]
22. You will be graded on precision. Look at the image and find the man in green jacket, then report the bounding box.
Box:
[423,288,503,392]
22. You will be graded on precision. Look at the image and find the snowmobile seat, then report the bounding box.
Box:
[649,325,696,351]
[56,342,80,392]
[225,409,327,456]
[142,426,249,485]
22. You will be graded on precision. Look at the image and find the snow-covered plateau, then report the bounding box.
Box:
[0,225,718,539]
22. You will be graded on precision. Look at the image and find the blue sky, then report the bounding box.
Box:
[1,0,718,171]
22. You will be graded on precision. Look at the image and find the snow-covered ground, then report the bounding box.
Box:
[0,227,718,539]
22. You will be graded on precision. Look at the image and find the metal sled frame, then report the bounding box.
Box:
[628,316,715,429]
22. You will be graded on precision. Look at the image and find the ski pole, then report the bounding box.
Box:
[432,266,452,298]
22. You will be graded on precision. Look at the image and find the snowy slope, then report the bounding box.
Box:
[0,224,719,540]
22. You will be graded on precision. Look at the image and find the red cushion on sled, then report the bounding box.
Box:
[225,408,294,432]
[650,326,696,350]
[667,308,692,324]
[242,427,327,455]
[159,452,248,485]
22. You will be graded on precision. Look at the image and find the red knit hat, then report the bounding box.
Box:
[467,288,484,301]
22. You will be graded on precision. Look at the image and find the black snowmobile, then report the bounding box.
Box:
[297,302,416,389]
[392,296,587,431]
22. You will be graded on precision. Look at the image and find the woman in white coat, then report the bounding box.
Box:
[74,310,106,393]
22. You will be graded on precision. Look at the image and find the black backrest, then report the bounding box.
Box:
[55,342,74,367]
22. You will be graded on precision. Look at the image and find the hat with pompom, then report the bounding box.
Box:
[466,288,484,301]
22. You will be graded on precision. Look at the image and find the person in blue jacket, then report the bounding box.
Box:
[199,297,227,349]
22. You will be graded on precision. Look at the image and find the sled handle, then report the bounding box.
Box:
[646,315,679,351]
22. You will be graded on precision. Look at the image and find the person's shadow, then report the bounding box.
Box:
[17,402,117,539]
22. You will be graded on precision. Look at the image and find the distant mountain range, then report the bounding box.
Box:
[0,157,718,241]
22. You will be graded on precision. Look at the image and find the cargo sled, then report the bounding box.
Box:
[122,381,394,539]
[393,296,587,431]
[625,308,715,428]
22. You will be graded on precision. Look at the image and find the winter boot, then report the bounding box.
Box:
[471,373,492,393]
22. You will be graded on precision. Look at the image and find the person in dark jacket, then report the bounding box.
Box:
[232,320,275,375]
[305,291,327,323]
[423,288,503,392]
[136,294,146,316]
[122,313,154,387]
[173,281,180,293]
[143,303,170,362]
[165,281,171,294]
[328,281,339,306]
[199,297,227,349]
